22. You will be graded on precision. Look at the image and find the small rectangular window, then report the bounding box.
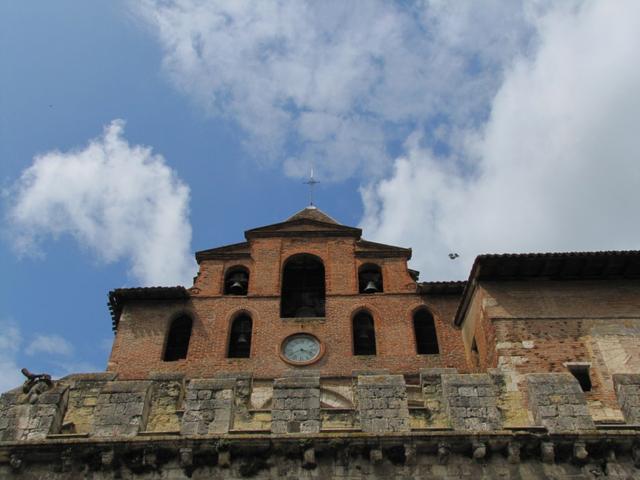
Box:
[566,363,592,392]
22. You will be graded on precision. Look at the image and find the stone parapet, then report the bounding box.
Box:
[181,378,235,435]
[613,374,640,424]
[0,384,68,441]
[419,368,457,428]
[271,376,320,434]
[356,374,410,433]
[61,375,116,434]
[526,373,595,432]
[93,380,152,437]
[4,369,640,442]
[146,374,185,433]
[442,373,502,431]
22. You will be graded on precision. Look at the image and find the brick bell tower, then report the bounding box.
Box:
[106,205,466,379]
[3,204,640,477]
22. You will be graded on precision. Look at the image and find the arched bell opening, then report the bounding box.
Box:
[280,253,326,318]
[163,315,192,361]
[224,266,249,295]
[358,263,383,294]
[353,310,377,355]
[227,313,252,358]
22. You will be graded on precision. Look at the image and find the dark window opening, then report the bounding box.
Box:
[358,263,383,294]
[224,266,249,295]
[413,309,439,354]
[281,254,325,317]
[163,315,192,361]
[567,364,592,392]
[470,337,479,367]
[228,314,252,358]
[353,312,376,355]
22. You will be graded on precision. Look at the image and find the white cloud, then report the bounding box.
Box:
[133,0,532,180]
[0,322,23,392]
[361,1,640,279]
[25,334,74,357]
[134,1,640,279]
[8,120,196,286]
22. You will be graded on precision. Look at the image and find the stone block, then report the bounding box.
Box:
[356,374,410,433]
[526,373,595,432]
[613,374,640,423]
[271,376,320,434]
[0,385,69,441]
[93,380,152,437]
[442,374,502,431]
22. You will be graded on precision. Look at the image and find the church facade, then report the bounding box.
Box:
[1,207,640,479]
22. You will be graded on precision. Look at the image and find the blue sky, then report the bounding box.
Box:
[2,1,640,389]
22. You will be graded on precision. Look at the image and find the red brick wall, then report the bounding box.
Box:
[108,235,468,379]
[107,293,466,380]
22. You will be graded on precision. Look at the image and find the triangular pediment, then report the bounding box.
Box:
[195,241,250,262]
[355,239,412,259]
[245,218,361,239]
[245,207,362,239]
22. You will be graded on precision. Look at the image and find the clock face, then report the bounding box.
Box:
[282,334,322,363]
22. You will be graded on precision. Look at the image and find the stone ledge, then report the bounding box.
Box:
[274,377,320,388]
[357,375,405,386]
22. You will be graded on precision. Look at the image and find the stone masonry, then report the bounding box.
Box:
[181,378,235,435]
[356,374,410,433]
[420,368,457,428]
[271,376,320,434]
[145,373,184,433]
[613,373,640,424]
[93,380,152,437]
[442,373,502,431]
[0,384,68,441]
[527,373,595,432]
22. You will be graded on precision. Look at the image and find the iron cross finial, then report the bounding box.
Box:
[303,168,320,206]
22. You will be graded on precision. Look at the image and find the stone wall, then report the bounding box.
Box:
[527,373,594,432]
[2,435,640,479]
[145,373,184,433]
[419,368,456,428]
[271,376,320,434]
[93,380,152,437]
[3,369,640,440]
[181,378,234,435]
[442,373,502,431]
[356,374,410,433]
[0,384,68,441]
[1,370,640,478]
[613,373,640,423]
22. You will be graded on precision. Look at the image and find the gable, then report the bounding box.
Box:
[245,218,361,239]
[195,241,251,262]
[355,239,412,259]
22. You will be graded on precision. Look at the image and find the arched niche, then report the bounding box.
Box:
[224,266,249,295]
[163,315,192,361]
[358,263,383,294]
[413,308,439,354]
[280,253,326,317]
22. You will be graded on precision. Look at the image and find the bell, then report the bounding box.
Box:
[358,329,370,340]
[363,280,379,293]
[237,333,248,344]
[229,281,246,294]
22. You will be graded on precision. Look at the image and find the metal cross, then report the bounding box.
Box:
[303,168,320,206]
